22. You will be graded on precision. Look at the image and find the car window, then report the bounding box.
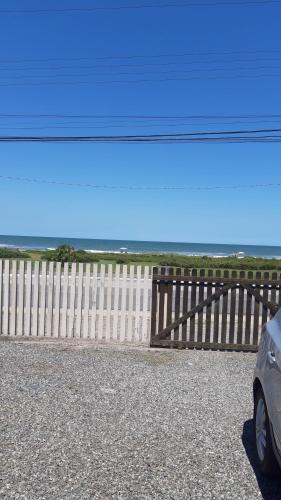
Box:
[273,307,281,329]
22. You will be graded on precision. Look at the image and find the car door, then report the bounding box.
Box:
[266,313,281,453]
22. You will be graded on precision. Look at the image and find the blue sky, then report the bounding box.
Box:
[0,0,281,245]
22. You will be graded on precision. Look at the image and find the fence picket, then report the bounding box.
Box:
[105,264,113,342]
[245,288,253,345]
[90,263,98,339]
[213,281,221,344]
[271,273,277,304]
[120,265,128,342]
[158,268,166,334]
[197,275,205,343]
[97,264,106,340]
[236,284,244,344]
[253,299,261,343]
[165,268,173,336]
[32,261,39,337]
[10,260,17,336]
[174,268,182,341]
[205,282,213,343]
[60,263,68,338]
[68,263,76,337]
[228,272,237,344]
[112,264,120,341]
[181,269,189,342]
[75,263,83,338]
[53,262,61,338]
[220,272,229,343]
[24,261,32,336]
[46,262,54,337]
[39,261,47,337]
[262,273,270,325]
[134,265,142,343]
[142,266,150,343]
[82,263,91,339]
[126,266,135,342]
[0,261,2,334]
[3,260,9,335]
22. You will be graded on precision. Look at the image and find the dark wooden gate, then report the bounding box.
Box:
[150,268,281,351]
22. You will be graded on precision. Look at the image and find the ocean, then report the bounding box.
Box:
[0,234,281,259]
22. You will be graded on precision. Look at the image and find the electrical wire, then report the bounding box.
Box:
[1,56,281,72]
[0,113,281,120]
[2,48,281,64]
[1,138,280,143]
[2,72,281,86]
[1,0,281,14]
[0,127,281,142]
[1,174,281,191]
[1,64,281,80]
[0,128,281,139]
[1,127,281,138]
[2,118,281,130]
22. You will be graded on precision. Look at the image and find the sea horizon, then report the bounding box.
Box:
[1,234,281,259]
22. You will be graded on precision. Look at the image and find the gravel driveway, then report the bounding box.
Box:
[1,339,281,500]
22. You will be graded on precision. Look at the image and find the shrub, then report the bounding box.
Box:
[45,245,79,263]
[44,246,101,263]
[75,251,99,263]
[116,257,127,264]
[0,247,30,259]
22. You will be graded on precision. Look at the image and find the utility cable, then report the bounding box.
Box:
[1,1,281,14]
[1,72,281,86]
[2,48,281,64]
[1,174,281,191]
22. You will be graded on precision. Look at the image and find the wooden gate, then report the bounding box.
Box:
[150,268,281,351]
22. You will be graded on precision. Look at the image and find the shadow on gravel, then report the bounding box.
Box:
[242,419,281,500]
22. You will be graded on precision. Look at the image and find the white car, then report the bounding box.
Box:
[253,309,281,475]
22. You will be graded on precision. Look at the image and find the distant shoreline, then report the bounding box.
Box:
[3,246,281,271]
[1,234,281,259]
[0,244,277,259]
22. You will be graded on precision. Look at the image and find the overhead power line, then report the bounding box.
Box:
[1,0,280,14]
[0,137,280,143]
[1,48,281,64]
[3,116,281,132]
[2,127,281,137]
[1,174,281,191]
[2,72,281,86]
[1,128,281,143]
[2,64,281,81]
[0,127,281,136]
[0,113,281,120]
[3,119,281,130]
[1,56,281,72]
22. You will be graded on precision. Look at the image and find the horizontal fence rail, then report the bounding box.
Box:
[150,268,281,352]
[0,260,152,344]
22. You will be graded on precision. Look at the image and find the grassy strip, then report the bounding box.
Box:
[1,246,281,272]
[0,247,30,259]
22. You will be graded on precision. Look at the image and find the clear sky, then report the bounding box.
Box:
[0,0,281,245]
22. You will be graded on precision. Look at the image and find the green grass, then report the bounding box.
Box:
[2,246,281,273]
[0,247,30,259]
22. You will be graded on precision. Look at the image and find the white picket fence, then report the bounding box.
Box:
[0,261,152,344]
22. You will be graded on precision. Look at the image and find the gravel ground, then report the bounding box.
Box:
[1,340,281,500]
